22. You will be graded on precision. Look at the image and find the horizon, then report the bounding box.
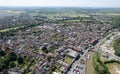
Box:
[0,6,120,9]
[0,0,120,8]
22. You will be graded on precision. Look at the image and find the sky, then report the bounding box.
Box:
[0,0,120,7]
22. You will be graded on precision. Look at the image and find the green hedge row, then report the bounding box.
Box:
[93,52,110,74]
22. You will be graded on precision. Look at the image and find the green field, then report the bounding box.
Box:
[0,26,23,32]
[35,13,89,19]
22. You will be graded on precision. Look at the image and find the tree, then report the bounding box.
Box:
[6,52,17,61]
[52,65,57,71]
[2,59,9,66]
[0,63,6,71]
[47,56,52,61]
[0,50,5,56]
[17,56,24,64]
[9,61,16,68]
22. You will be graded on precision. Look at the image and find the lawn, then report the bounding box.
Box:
[65,56,73,64]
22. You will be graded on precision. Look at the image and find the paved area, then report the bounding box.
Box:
[67,48,90,74]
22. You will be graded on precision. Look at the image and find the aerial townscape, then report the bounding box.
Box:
[0,5,120,74]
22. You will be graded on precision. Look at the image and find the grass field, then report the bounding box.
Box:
[36,13,89,19]
[106,63,120,74]
[0,26,24,32]
[105,13,120,16]
[86,52,94,74]
[65,56,73,64]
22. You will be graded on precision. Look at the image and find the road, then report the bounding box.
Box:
[67,30,120,74]
[94,31,120,62]
[67,47,90,74]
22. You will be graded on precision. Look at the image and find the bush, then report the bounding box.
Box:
[0,50,5,56]
[9,61,16,68]
[113,37,120,56]
[6,52,17,61]
[17,56,24,64]
[104,60,120,64]
[93,52,110,74]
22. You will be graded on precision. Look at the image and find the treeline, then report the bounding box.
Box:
[93,52,110,74]
[0,22,42,39]
[104,60,120,64]
[113,37,120,56]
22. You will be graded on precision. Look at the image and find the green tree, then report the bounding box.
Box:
[0,50,5,56]
[0,63,6,71]
[52,65,57,71]
[6,52,17,61]
[47,56,52,61]
[17,56,24,64]
[9,61,16,68]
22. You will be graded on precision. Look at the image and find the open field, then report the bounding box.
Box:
[105,13,120,16]
[0,26,24,32]
[106,63,120,74]
[0,10,23,18]
[86,52,94,74]
[36,13,90,19]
